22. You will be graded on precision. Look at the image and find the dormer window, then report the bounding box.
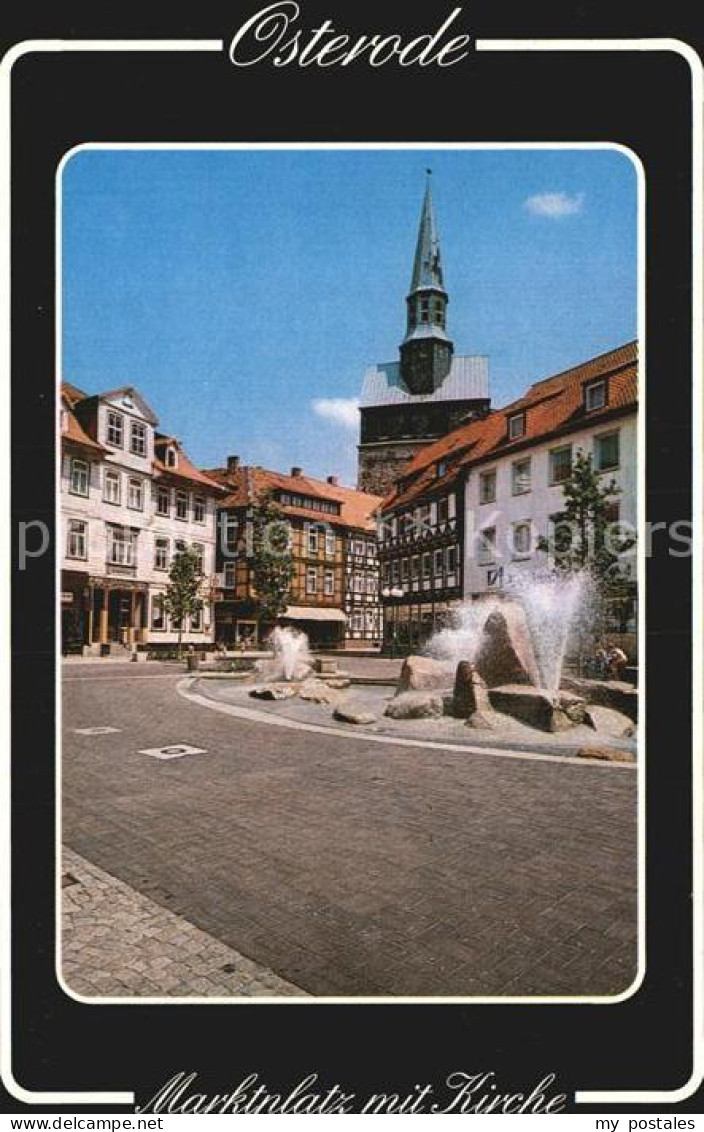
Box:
[166,446,177,468]
[585,379,607,411]
[436,459,447,478]
[106,410,124,448]
[130,421,147,457]
[508,412,526,440]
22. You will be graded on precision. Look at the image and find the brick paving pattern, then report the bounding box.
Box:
[62,846,306,997]
[63,664,638,997]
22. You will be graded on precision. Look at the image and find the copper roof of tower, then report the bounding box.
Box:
[409,173,446,295]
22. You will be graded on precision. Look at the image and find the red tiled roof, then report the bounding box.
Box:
[384,342,638,511]
[154,437,224,493]
[61,381,89,408]
[61,393,107,454]
[206,465,383,532]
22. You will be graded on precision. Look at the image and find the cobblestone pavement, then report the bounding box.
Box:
[62,664,638,997]
[62,846,306,997]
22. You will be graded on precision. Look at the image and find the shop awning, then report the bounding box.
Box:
[282,606,347,623]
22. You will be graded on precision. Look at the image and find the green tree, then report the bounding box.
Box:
[163,546,204,657]
[248,492,295,624]
[538,449,635,634]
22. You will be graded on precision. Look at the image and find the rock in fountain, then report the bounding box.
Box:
[475,605,539,688]
[397,654,455,692]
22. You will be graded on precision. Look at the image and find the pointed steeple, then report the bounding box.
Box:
[409,171,445,293]
[400,172,454,395]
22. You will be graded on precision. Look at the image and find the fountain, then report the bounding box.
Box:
[268,626,313,682]
[504,571,587,696]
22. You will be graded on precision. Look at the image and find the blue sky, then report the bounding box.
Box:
[61,147,638,486]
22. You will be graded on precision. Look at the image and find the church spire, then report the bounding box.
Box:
[409,170,445,293]
[400,172,454,395]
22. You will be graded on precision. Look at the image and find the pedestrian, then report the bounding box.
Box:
[606,642,628,680]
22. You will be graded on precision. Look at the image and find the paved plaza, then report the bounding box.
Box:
[62,846,305,997]
[62,661,638,998]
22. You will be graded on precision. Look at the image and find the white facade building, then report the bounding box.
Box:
[464,415,637,596]
[60,384,223,653]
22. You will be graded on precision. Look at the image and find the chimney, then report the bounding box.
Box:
[291,466,303,478]
[227,455,240,474]
[327,475,339,486]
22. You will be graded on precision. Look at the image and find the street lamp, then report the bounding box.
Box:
[382,585,404,656]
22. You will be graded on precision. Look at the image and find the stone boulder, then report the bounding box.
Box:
[384,692,444,719]
[298,678,343,705]
[465,711,498,730]
[577,745,636,763]
[451,661,491,719]
[584,704,637,739]
[333,701,377,725]
[560,676,638,722]
[488,684,587,733]
[249,684,297,701]
[475,605,539,688]
[397,655,455,694]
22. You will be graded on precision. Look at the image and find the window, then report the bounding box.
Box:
[194,497,205,524]
[190,606,203,632]
[106,411,123,447]
[436,460,447,478]
[224,561,237,588]
[411,555,420,580]
[307,526,319,555]
[511,458,531,496]
[549,445,572,485]
[420,297,429,323]
[166,446,177,468]
[70,458,89,497]
[350,611,363,632]
[325,531,336,558]
[585,380,607,411]
[66,519,87,559]
[130,421,147,457]
[479,469,496,504]
[421,552,431,580]
[401,558,409,581]
[324,569,335,595]
[223,514,238,553]
[512,521,532,558]
[103,469,121,505]
[433,299,445,328]
[152,595,166,631]
[176,491,189,520]
[433,548,444,576]
[306,567,318,595]
[437,497,448,523]
[366,541,375,557]
[150,490,167,522]
[446,545,457,573]
[353,539,365,556]
[478,527,496,565]
[595,430,620,471]
[127,478,144,511]
[154,537,169,571]
[508,412,525,439]
[108,527,135,567]
[192,543,205,575]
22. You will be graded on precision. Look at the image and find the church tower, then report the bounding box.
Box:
[357,175,490,497]
[399,173,454,394]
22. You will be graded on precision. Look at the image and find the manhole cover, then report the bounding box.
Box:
[139,744,207,760]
